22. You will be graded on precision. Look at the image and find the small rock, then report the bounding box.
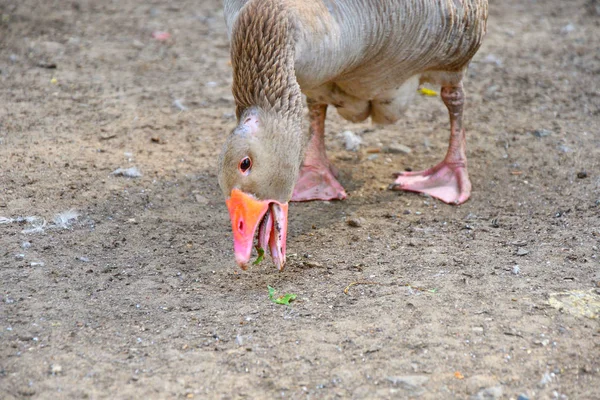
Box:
[367,154,379,161]
[30,261,45,267]
[17,387,36,397]
[49,364,63,375]
[132,39,144,49]
[15,254,25,260]
[194,194,209,204]
[533,339,550,347]
[532,129,552,138]
[21,241,31,249]
[577,171,588,179]
[303,261,323,268]
[347,217,364,228]
[516,248,529,256]
[517,395,530,400]
[472,326,484,333]
[384,143,412,154]
[37,61,57,69]
[470,386,503,400]
[337,154,354,161]
[386,375,429,396]
[341,130,362,151]
[561,23,575,34]
[512,265,521,275]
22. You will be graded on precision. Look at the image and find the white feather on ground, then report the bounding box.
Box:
[112,167,142,178]
[340,130,362,151]
[22,217,47,234]
[52,209,79,229]
[0,209,80,234]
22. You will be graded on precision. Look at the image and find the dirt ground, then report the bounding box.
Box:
[1,0,599,399]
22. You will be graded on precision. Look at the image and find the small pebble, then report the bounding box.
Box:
[30,261,45,267]
[516,248,529,256]
[512,265,521,275]
[303,261,323,268]
[384,143,412,154]
[15,254,25,260]
[561,23,575,34]
[532,129,552,138]
[517,395,530,400]
[21,242,31,249]
[49,364,63,375]
[347,217,364,227]
[577,171,588,179]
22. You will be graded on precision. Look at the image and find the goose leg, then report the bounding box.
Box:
[292,101,347,202]
[390,83,471,204]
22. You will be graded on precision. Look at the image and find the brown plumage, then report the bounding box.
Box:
[219,0,489,270]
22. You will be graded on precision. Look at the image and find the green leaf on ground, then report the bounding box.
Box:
[267,285,297,305]
[252,246,265,265]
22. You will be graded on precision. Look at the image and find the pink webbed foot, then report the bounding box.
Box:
[292,165,347,202]
[292,101,347,202]
[390,161,471,205]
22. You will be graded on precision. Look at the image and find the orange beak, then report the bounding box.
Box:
[225,189,289,270]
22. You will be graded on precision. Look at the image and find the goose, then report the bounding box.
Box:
[218,0,488,270]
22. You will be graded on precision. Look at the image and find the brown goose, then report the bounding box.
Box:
[218,0,488,270]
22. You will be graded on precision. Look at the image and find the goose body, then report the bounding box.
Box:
[225,0,487,123]
[219,0,488,270]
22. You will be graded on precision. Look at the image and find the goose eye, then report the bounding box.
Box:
[239,157,252,174]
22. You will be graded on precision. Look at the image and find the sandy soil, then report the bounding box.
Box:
[1,0,599,399]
